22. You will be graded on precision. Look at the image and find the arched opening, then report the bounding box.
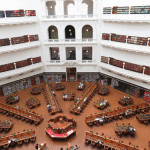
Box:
[82,25,93,39]
[82,47,92,60]
[82,0,93,15]
[48,26,58,39]
[64,0,75,15]
[81,3,88,15]
[65,25,75,39]
[46,1,56,15]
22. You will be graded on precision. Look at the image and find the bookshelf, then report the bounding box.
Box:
[11,36,26,45]
[127,36,147,46]
[0,38,10,46]
[35,76,41,85]
[144,66,150,75]
[102,33,109,40]
[111,33,116,41]
[103,7,111,14]
[25,10,36,16]
[0,11,5,18]
[29,34,39,42]
[32,57,41,64]
[6,10,24,17]
[143,91,150,103]
[101,56,108,64]
[130,6,150,14]
[116,35,126,43]
[112,6,129,14]
[16,60,28,69]
[43,74,62,82]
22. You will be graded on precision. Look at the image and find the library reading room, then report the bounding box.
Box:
[0,0,150,150]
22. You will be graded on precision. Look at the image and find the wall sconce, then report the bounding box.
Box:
[50,6,52,8]
[109,34,111,40]
[143,67,145,74]
[54,50,56,53]
[123,62,125,69]
[70,50,72,53]
[69,29,71,32]
[86,29,88,32]
[31,58,33,65]
[14,63,16,69]
[86,50,88,52]
[108,58,110,64]
[52,30,54,32]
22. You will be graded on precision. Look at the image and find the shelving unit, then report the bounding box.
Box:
[101,56,108,64]
[112,7,129,14]
[130,6,150,14]
[102,33,109,40]
[127,36,147,46]
[0,11,5,18]
[0,38,10,46]
[103,7,111,14]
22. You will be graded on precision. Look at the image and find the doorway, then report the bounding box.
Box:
[66,67,76,81]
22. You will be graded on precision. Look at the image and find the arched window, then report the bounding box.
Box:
[46,1,56,15]
[82,0,93,15]
[68,3,75,15]
[64,0,75,15]
[48,26,58,39]
[65,25,75,39]
[81,3,88,15]
[82,25,93,39]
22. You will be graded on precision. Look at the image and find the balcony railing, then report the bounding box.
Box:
[45,39,97,44]
[101,14,150,23]
[100,62,150,84]
[100,40,150,54]
[42,14,98,21]
[0,62,43,81]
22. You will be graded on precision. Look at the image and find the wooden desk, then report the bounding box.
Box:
[31,87,41,95]
[0,120,13,132]
[6,95,20,104]
[55,83,65,90]
[63,91,75,101]
[26,97,40,108]
[118,97,133,106]
[136,113,150,124]
[43,82,62,115]
[98,87,109,95]
[94,99,109,109]
[70,83,99,114]
[0,129,36,149]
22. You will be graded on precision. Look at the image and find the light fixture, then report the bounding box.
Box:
[52,30,54,32]
[86,29,88,32]
[54,50,56,53]
[69,29,71,32]
[70,50,72,52]
[14,63,16,65]
[31,58,33,61]
[50,6,52,8]
[86,50,88,52]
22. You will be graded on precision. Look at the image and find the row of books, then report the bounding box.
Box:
[43,74,62,82]
[0,34,39,47]
[113,80,140,97]
[143,91,150,103]
[101,56,150,75]
[0,56,41,73]
[2,79,32,96]
[0,10,36,18]
[80,73,100,82]
[102,33,149,46]
[103,5,150,14]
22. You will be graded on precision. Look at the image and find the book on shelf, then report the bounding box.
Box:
[25,10,36,16]
[0,38,10,46]
[102,33,109,40]
[103,7,111,14]
[16,60,28,68]
[32,56,41,64]
[101,56,108,64]
[29,34,39,42]
[111,33,117,41]
[0,11,5,18]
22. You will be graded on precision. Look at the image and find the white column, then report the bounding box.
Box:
[108,58,110,64]
[143,67,145,74]
[123,62,125,69]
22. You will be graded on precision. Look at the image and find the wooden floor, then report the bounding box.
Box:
[0,82,149,150]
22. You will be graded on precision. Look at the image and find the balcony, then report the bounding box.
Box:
[44,39,97,45]
[0,41,41,54]
[101,14,150,23]
[46,60,97,67]
[100,40,150,54]
[0,16,38,26]
[0,62,43,81]
[100,62,150,84]
[41,14,98,22]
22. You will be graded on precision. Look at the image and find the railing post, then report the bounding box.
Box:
[5,10,7,18]
[9,38,12,45]
[126,36,128,43]
[147,38,149,46]
[143,67,145,74]
[123,62,125,69]
[109,34,111,41]
[108,58,110,64]
[14,63,16,69]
